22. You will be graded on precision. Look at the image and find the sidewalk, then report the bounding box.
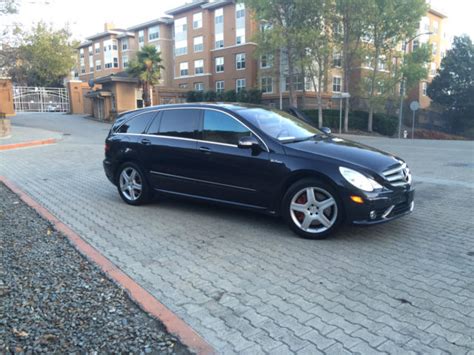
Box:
[0,125,63,151]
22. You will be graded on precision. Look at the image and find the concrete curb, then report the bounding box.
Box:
[0,138,57,151]
[0,176,215,355]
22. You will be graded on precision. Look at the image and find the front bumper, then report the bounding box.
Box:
[344,187,415,225]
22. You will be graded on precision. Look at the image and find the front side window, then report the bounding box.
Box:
[117,112,156,134]
[202,110,250,145]
[239,108,321,142]
[158,109,199,139]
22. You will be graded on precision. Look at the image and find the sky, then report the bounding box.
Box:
[3,0,474,44]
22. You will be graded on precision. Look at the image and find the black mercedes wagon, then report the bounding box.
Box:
[103,103,414,239]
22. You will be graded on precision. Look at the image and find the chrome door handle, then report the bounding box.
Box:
[199,146,211,153]
[141,138,151,145]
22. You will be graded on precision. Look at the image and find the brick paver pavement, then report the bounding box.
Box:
[1,113,473,354]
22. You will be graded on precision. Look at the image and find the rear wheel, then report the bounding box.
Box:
[116,162,151,205]
[283,178,342,239]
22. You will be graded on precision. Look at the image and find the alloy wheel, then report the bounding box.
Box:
[119,167,143,202]
[289,187,338,234]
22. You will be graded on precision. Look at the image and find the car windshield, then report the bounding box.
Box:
[238,107,321,143]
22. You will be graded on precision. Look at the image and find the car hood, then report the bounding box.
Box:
[284,136,401,173]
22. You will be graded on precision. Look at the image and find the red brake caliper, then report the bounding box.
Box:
[294,192,307,222]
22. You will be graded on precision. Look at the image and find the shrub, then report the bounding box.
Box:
[373,113,398,136]
[186,91,197,102]
[204,90,217,102]
[223,89,237,102]
[247,88,263,104]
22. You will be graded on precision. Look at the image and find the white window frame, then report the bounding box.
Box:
[422,82,427,96]
[236,53,246,70]
[260,54,272,69]
[95,60,102,71]
[193,12,202,29]
[193,36,204,53]
[194,82,204,91]
[216,80,224,93]
[236,78,246,92]
[215,57,224,73]
[148,26,160,41]
[179,62,189,76]
[332,76,342,93]
[261,77,273,93]
[194,59,204,75]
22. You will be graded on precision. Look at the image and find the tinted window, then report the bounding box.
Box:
[159,109,199,139]
[146,114,161,135]
[202,110,251,145]
[117,111,156,134]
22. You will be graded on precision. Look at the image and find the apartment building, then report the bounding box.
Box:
[77,18,174,87]
[408,8,448,108]
[76,2,446,112]
[166,0,258,93]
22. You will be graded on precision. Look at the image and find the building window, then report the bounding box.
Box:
[260,54,272,69]
[236,53,246,70]
[113,57,118,68]
[433,20,439,34]
[112,40,118,50]
[216,80,224,93]
[215,8,224,25]
[422,82,427,96]
[430,62,436,76]
[332,76,342,92]
[235,3,246,45]
[80,65,85,74]
[138,30,145,47]
[193,36,203,52]
[80,48,84,58]
[284,75,305,91]
[122,55,129,68]
[261,77,273,93]
[363,55,373,69]
[378,55,386,71]
[194,82,204,91]
[193,12,202,29]
[215,57,224,73]
[236,78,246,92]
[174,17,188,56]
[194,59,204,75]
[149,26,160,41]
[413,39,419,50]
[121,39,128,51]
[179,83,188,89]
[95,43,100,54]
[214,8,224,48]
[95,60,101,71]
[179,62,189,76]
[432,43,437,56]
[215,33,224,49]
[333,52,342,67]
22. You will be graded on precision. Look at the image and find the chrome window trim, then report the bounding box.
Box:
[114,106,269,152]
[150,170,256,192]
[114,132,238,148]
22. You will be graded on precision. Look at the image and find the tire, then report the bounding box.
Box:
[282,178,342,239]
[116,162,151,205]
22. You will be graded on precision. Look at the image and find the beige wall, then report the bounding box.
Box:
[0,79,15,116]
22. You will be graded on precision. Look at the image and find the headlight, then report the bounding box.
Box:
[339,167,383,192]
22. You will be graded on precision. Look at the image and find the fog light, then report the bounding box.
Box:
[369,210,377,220]
[350,195,364,204]
[410,201,415,211]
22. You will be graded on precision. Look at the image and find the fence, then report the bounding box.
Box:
[13,86,70,112]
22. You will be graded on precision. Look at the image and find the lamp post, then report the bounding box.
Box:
[397,31,433,139]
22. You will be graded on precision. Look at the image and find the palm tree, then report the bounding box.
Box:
[127,45,164,107]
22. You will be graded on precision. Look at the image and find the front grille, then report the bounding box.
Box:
[382,163,412,187]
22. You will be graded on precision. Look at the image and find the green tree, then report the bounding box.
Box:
[363,0,427,132]
[298,0,335,127]
[127,45,164,107]
[400,43,431,92]
[336,0,368,132]
[427,35,474,134]
[244,0,309,107]
[9,22,76,87]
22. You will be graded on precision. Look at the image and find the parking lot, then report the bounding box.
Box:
[1,113,473,354]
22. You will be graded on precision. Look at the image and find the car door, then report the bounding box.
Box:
[140,108,201,195]
[192,109,274,208]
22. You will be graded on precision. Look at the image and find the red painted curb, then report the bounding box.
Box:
[0,176,215,355]
[0,138,57,151]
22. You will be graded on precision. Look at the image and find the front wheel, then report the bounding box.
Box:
[116,162,151,205]
[283,178,342,239]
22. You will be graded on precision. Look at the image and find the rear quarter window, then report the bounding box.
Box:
[116,111,157,134]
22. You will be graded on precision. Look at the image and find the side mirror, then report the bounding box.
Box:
[321,127,332,135]
[238,136,260,150]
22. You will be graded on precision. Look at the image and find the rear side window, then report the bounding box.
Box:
[158,109,200,139]
[202,110,250,145]
[117,111,156,134]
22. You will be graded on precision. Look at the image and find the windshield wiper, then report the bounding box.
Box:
[280,134,320,144]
